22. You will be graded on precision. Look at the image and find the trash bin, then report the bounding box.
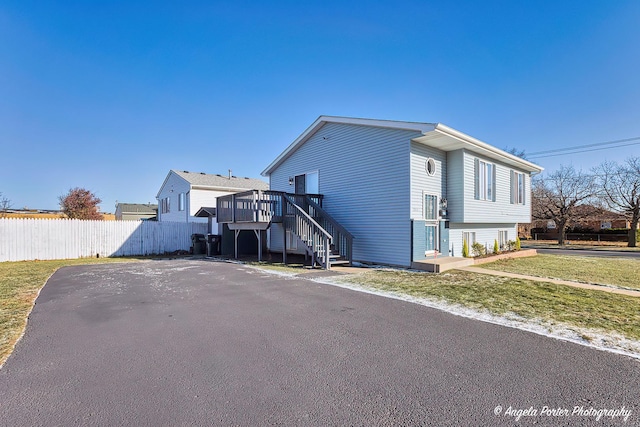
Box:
[206,234,221,256]
[191,233,206,255]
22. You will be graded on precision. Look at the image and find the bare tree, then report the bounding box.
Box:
[503,147,527,160]
[595,157,640,247]
[0,192,11,218]
[532,166,595,245]
[59,188,103,220]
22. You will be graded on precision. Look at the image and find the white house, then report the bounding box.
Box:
[156,170,268,233]
[215,116,543,268]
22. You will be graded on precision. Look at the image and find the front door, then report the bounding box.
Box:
[424,193,439,254]
[294,174,306,194]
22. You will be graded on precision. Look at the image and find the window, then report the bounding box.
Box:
[511,171,525,204]
[424,194,438,220]
[475,159,495,201]
[426,158,436,176]
[463,232,476,246]
[161,197,170,214]
[498,230,508,249]
[179,193,185,211]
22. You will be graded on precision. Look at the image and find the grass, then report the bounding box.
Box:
[337,269,640,341]
[0,257,139,367]
[479,254,640,290]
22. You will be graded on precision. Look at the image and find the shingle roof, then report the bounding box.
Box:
[173,170,269,190]
[118,203,158,214]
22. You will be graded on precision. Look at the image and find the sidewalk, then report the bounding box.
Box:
[460,266,640,298]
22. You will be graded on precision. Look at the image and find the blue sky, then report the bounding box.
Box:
[1,1,639,211]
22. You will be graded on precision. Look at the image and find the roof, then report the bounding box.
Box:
[261,115,544,175]
[117,203,157,214]
[195,207,217,217]
[172,170,268,190]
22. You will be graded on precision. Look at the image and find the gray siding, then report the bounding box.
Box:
[269,122,419,266]
[410,142,446,219]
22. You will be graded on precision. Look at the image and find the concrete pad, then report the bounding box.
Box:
[411,257,474,272]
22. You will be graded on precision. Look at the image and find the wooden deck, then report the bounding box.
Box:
[217,190,352,269]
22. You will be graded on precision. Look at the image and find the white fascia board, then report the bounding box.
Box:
[431,124,544,173]
[261,115,436,176]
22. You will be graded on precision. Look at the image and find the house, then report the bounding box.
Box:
[217,116,543,268]
[115,203,158,221]
[156,170,268,233]
[522,205,635,239]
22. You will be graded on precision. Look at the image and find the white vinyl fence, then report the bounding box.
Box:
[0,218,208,262]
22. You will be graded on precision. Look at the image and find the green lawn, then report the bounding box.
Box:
[480,254,640,290]
[336,269,640,342]
[0,258,139,367]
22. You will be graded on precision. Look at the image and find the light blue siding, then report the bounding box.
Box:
[410,142,447,219]
[269,122,419,266]
[448,150,532,224]
[446,150,465,223]
[448,223,517,257]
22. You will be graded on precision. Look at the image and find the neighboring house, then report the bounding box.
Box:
[115,203,158,221]
[156,170,268,233]
[523,205,634,238]
[258,116,543,267]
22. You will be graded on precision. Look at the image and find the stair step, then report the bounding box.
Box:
[330,259,350,265]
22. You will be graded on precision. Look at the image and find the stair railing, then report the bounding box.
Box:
[305,196,354,266]
[282,194,332,269]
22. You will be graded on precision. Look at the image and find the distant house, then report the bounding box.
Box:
[115,203,158,221]
[156,170,268,232]
[216,116,543,268]
[522,205,635,238]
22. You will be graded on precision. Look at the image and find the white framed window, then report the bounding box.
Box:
[425,158,436,176]
[178,193,185,211]
[463,231,476,246]
[498,230,508,249]
[475,159,495,201]
[162,197,170,213]
[424,194,438,220]
[511,171,525,205]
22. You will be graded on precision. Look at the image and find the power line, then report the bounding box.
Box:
[528,136,640,156]
[528,141,640,160]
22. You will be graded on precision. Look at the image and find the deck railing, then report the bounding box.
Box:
[217,191,322,224]
[217,190,351,269]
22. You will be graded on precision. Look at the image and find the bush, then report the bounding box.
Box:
[471,242,485,257]
[515,236,521,250]
[493,239,499,254]
[462,239,469,258]
[505,240,516,251]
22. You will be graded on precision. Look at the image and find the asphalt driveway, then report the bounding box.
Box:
[1,259,638,426]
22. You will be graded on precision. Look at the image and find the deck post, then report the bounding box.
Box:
[231,194,236,223]
[234,229,239,259]
[324,237,330,270]
[282,195,287,265]
[253,229,262,261]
